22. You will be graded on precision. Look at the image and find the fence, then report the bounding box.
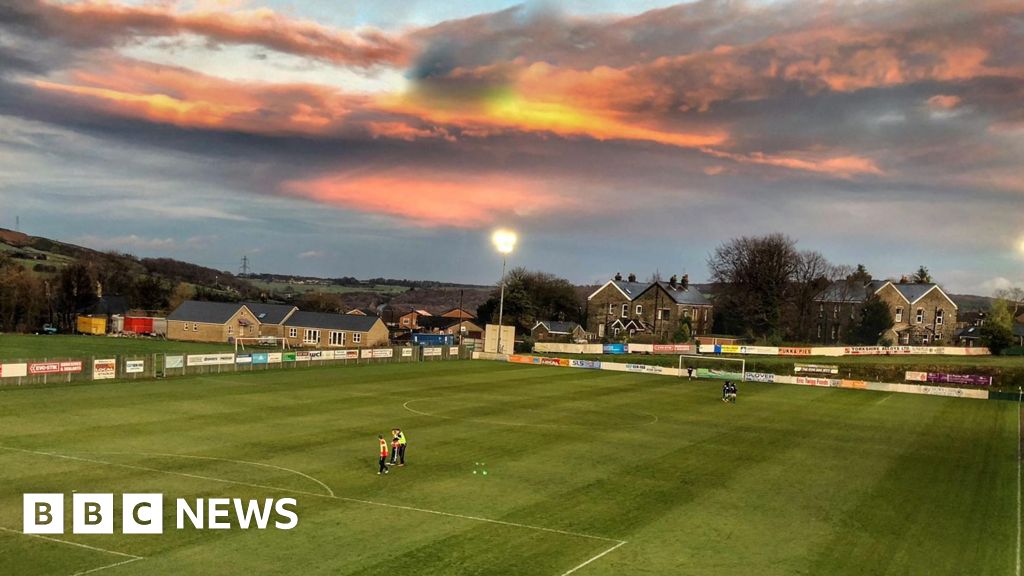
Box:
[533,342,991,357]
[0,345,472,387]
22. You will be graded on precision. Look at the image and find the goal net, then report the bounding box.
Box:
[677,354,745,381]
[234,336,289,352]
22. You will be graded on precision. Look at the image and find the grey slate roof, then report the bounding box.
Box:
[891,283,939,303]
[611,280,651,300]
[955,326,983,339]
[814,281,872,303]
[648,281,711,306]
[243,302,296,325]
[535,320,581,334]
[286,311,380,332]
[167,301,243,324]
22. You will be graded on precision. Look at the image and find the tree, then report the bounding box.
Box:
[849,264,872,283]
[0,255,47,332]
[707,233,800,339]
[981,299,1014,354]
[912,265,932,283]
[785,250,837,341]
[850,296,894,344]
[476,268,580,332]
[168,282,194,311]
[55,262,96,330]
[297,292,343,313]
[994,287,1024,319]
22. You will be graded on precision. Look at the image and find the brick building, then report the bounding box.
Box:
[586,273,712,340]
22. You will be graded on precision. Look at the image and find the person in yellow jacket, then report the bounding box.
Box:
[396,428,407,466]
[377,434,389,475]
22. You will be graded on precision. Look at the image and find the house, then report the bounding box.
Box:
[418,316,484,339]
[244,302,298,338]
[813,278,958,345]
[531,320,586,342]
[396,309,432,330]
[167,301,259,343]
[346,307,378,316]
[586,273,713,340]
[633,277,713,339]
[283,311,389,348]
[440,307,477,320]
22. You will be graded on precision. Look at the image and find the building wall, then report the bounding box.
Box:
[814,284,958,345]
[167,307,258,343]
[282,319,390,349]
[631,286,713,338]
[586,285,633,338]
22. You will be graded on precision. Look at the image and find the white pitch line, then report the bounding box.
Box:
[2,446,624,548]
[0,525,144,576]
[560,540,626,576]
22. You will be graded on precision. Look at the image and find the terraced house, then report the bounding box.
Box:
[813,278,958,345]
[586,273,713,340]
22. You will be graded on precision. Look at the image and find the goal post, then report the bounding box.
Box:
[677,354,745,381]
[234,336,288,352]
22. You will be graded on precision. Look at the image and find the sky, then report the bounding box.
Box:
[0,0,1022,294]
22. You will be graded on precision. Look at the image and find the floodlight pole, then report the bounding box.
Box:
[496,256,507,355]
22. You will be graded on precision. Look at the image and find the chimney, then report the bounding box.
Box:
[669,274,678,287]
[614,272,622,281]
[899,275,909,284]
[627,273,636,282]
[681,274,689,286]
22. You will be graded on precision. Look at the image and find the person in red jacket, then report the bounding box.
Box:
[378,434,390,475]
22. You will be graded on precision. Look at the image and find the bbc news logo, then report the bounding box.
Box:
[24,494,298,534]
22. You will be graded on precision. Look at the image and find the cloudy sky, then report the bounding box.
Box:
[0,0,1021,293]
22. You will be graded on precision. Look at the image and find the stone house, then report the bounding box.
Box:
[813,278,958,345]
[283,311,389,348]
[586,273,712,340]
[167,301,298,343]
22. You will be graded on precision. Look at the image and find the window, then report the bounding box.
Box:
[936,309,944,325]
[659,309,670,321]
[402,318,410,326]
[608,303,615,314]
[635,304,643,315]
[817,324,822,339]
[916,308,924,324]
[703,308,708,322]
[183,323,189,331]
[629,329,636,336]
[193,323,198,331]
[831,325,838,341]
[330,331,345,346]
[684,308,691,319]
[228,326,233,335]
[598,324,605,338]
[353,333,361,344]
[303,329,320,344]
[922,334,930,344]
[613,327,621,336]
[621,304,628,318]
[895,307,903,323]
[833,305,839,319]
[818,304,824,319]
[289,327,297,338]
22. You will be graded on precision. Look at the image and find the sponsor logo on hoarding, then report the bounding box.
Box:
[28,361,82,375]
[534,357,566,367]
[295,351,311,361]
[843,346,913,356]
[235,354,253,365]
[625,364,663,374]
[652,344,694,354]
[23,493,298,535]
[283,352,297,362]
[251,353,268,365]
[448,346,460,357]
[125,360,145,374]
[308,351,323,360]
[165,356,184,369]
[569,359,601,369]
[602,344,626,354]
[794,364,839,375]
[187,354,235,367]
[423,347,443,357]
[401,348,413,357]
[267,353,283,364]
[779,347,812,356]
[372,349,394,358]
[795,377,841,387]
[92,359,116,380]
[335,350,358,360]
[744,372,775,383]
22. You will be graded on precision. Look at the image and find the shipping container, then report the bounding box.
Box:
[76,316,107,335]
[124,316,155,334]
[412,333,455,346]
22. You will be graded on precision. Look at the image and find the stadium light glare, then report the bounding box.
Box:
[492,230,517,254]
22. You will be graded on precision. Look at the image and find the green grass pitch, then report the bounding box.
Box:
[0,361,1018,575]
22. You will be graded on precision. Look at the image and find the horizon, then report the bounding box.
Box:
[1,0,1022,294]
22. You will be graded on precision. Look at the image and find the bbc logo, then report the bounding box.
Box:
[24,493,162,535]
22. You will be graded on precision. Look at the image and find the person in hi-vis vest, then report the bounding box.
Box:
[396,429,407,466]
[378,434,390,475]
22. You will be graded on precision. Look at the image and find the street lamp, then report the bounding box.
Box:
[492,229,517,354]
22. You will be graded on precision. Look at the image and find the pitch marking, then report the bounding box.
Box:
[0,525,144,576]
[2,446,626,574]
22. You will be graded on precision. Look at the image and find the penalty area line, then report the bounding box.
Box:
[560,540,626,576]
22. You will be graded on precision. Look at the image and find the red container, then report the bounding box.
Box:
[124,316,154,334]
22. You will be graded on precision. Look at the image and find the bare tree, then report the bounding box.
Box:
[995,287,1024,319]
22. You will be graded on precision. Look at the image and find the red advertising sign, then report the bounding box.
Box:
[652,344,694,354]
[29,362,60,375]
[29,361,83,375]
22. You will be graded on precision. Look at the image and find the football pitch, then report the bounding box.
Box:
[0,361,1018,575]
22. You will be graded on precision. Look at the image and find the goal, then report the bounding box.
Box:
[234,336,289,352]
[677,354,745,381]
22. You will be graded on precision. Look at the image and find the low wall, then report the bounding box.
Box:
[481,353,993,401]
